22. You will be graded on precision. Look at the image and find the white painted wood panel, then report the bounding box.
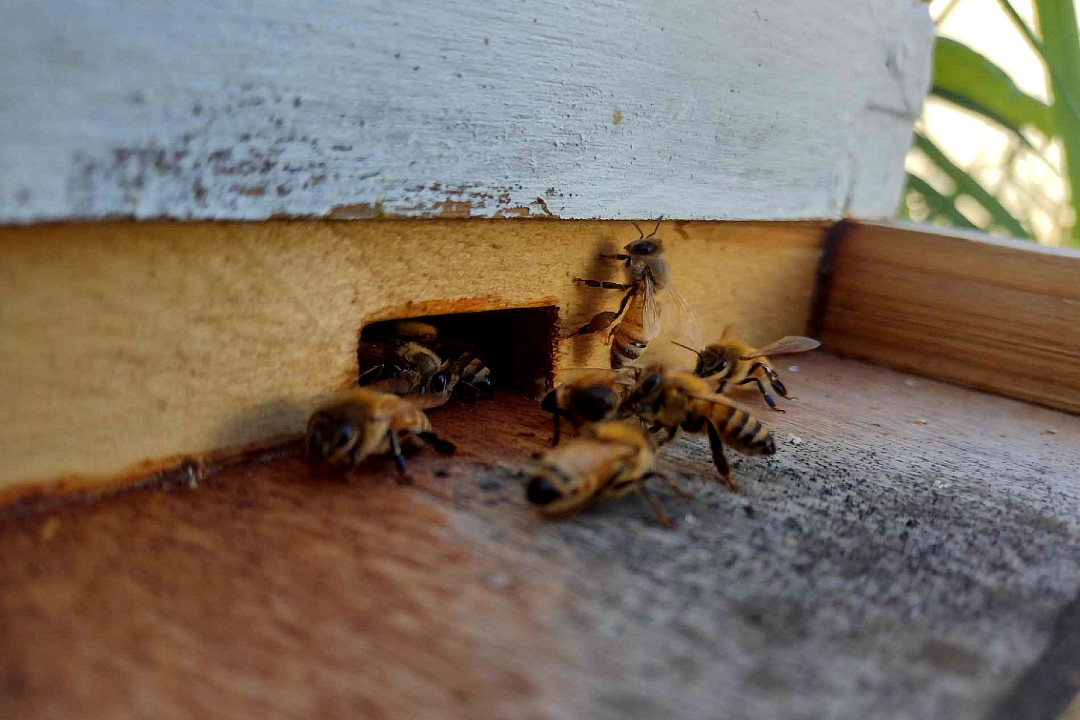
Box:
[0,0,932,222]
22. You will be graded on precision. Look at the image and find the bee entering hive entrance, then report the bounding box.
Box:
[359,306,558,399]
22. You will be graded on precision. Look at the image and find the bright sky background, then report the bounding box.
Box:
[911,0,1071,244]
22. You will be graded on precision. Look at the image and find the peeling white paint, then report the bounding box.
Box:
[0,0,933,222]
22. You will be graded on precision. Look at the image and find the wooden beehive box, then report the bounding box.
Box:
[0,0,936,501]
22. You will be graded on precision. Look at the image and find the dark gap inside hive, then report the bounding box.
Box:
[360,306,558,399]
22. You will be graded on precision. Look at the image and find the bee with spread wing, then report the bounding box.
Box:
[569,218,700,369]
[674,324,820,411]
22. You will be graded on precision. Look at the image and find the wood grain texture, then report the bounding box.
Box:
[0,0,932,223]
[821,221,1080,414]
[3,355,1080,720]
[0,219,824,497]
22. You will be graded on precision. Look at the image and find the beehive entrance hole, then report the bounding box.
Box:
[360,306,558,398]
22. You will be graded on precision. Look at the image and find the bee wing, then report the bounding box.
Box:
[357,340,411,367]
[741,336,821,359]
[662,287,703,347]
[356,343,403,362]
[685,391,761,417]
[641,273,661,339]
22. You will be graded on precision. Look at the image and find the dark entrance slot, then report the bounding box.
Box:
[359,306,558,398]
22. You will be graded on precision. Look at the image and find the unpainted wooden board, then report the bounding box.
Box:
[821,221,1080,414]
[0,219,823,497]
[2,354,1079,720]
[0,0,932,222]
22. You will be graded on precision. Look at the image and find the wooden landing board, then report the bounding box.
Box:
[2,354,1079,720]
[821,222,1080,414]
[0,219,824,500]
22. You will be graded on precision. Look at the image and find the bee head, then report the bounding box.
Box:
[526,473,563,507]
[427,370,450,395]
[306,412,355,462]
[624,238,662,257]
[624,217,664,256]
[526,467,588,516]
[695,347,730,378]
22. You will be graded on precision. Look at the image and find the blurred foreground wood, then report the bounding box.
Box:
[3,354,1080,720]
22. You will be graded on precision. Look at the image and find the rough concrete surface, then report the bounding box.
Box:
[2,353,1079,719]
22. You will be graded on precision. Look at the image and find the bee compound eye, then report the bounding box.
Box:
[333,422,354,448]
[526,476,562,506]
[642,374,661,393]
[430,373,448,394]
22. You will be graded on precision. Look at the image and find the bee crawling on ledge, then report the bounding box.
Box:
[674,324,819,411]
[525,420,693,528]
[540,366,640,445]
[306,387,456,478]
[568,218,699,369]
[624,364,776,492]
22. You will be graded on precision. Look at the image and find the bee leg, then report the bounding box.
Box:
[716,379,728,394]
[418,431,456,455]
[737,376,784,413]
[357,363,384,386]
[388,429,408,477]
[568,310,620,338]
[639,486,675,529]
[706,422,738,491]
[750,362,791,400]
[568,287,635,339]
[645,471,695,500]
[647,424,676,445]
[572,278,632,291]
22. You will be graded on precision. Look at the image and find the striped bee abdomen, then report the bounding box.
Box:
[717,406,775,455]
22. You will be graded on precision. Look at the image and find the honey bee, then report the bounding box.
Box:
[569,218,699,369]
[525,420,689,527]
[306,387,455,476]
[357,339,451,396]
[539,367,639,445]
[422,339,492,397]
[625,365,775,491]
[674,325,819,411]
[357,321,492,398]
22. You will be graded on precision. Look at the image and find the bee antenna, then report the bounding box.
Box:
[629,220,645,239]
[671,341,701,356]
[646,216,664,238]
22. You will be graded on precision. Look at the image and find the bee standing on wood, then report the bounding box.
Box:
[525,420,690,527]
[625,365,775,491]
[569,218,699,369]
[540,367,639,445]
[674,325,820,411]
[306,388,455,476]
